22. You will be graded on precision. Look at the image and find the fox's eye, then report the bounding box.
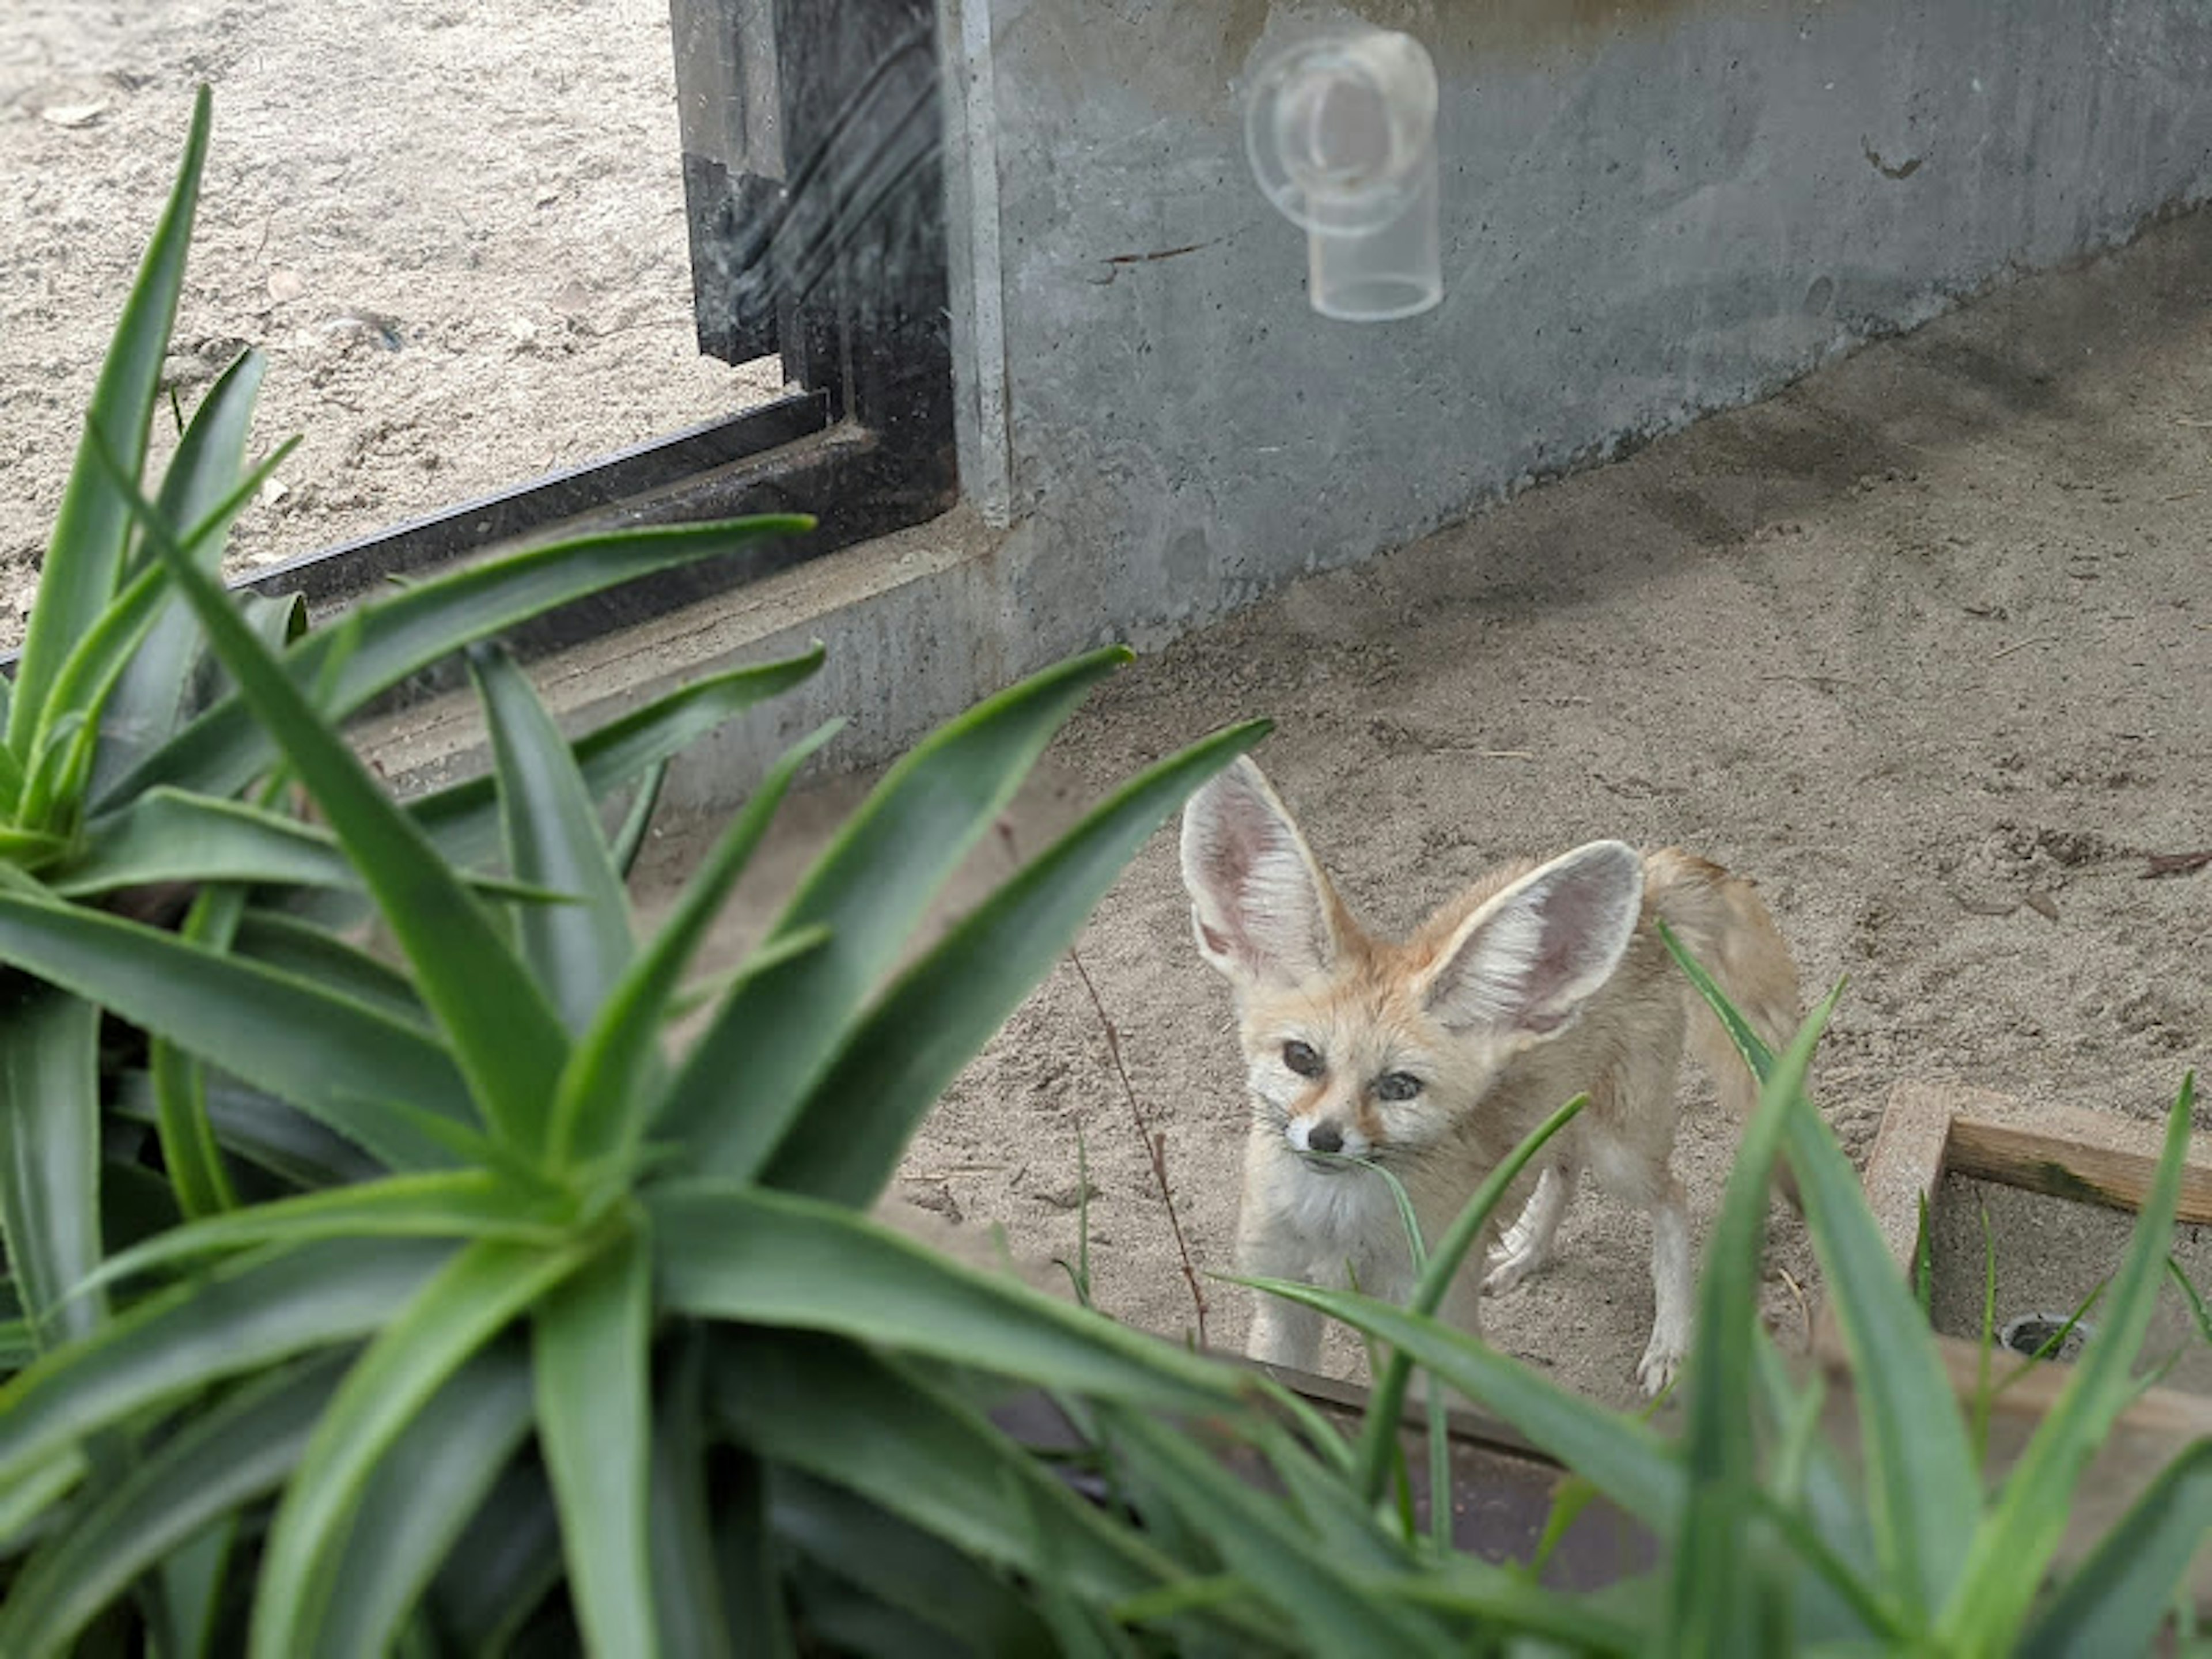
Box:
[1375,1072,1422,1103]
[1282,1040,1324,1078]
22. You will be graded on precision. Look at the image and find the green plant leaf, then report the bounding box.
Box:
[1663,921,1979,1619]
[2018,1436,2212,1659]
[1101,1408,1459,1657]
[661,646,1136,1178]
[0,1238,450,1490]
[107,460,574,1162]
[0,892,475,1171]
[0,984,103,1351]
[229,908,428,1025]
[763,719,1268,1204]
[60,788,562,902]
[150,878,248,1219]
[0,1351,346,1658]
[0,1445,86,1555]
[775,1465,1059,1656]
[22,437,301,839]
[709,1332,1198,1615]
[1665,990,1840,1658]
[424,1459,565,1656]
[1248,1279,1685,1532]
[10,87,207,753]
[647,1335,746,1659]
[650,1180,1246,1411]
[318,1336,536,1659]
[1345,1561,1647,1654]
[106,517,815,812]
[112,1070,387,1190]
[553,721,840,1169]
[251,1234,596,1659]
[610,758,668,879]
[1937,1075,2199,1657]
[75,1171,569,1302]
[156,1513,239,1659]
[1350,1091,1589,1503]
[535,1227,657,1657]
[408,645,826,870]
[90,347,266,801]
[470,643,635,1037]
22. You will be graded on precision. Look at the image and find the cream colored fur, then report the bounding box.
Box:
[1180,755,1801,1396]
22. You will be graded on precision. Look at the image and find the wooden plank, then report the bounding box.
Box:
[1947,1116,2212,1225]
[1857,1080,1972,1275]
[1819,1332,2212,1610]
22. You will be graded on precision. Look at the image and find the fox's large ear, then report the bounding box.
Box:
[1179,756,1340,989]
[1420,841,1644,1039]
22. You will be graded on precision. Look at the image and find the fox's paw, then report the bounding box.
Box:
[1635,1337,1684,1398]
[1482,1232,1550,1298]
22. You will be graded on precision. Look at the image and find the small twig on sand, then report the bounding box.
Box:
[1988,636,2058,662]
[998,820,1210,1346]
[2143,850,2212,880]
[1066,947,1211,1349]
[1778,1266,1813,1348]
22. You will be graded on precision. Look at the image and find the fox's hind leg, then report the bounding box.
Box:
[1637,1177,1694,1395]
[1483,1160,1576,1297]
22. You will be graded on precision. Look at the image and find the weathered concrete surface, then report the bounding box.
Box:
[369,0,2212,809]
[949,0,2212,656]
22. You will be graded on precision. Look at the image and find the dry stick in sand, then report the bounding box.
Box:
[995,821,1210,1347]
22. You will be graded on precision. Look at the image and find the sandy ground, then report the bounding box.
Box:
[637,206,2212,1413]
[2,0,782,642]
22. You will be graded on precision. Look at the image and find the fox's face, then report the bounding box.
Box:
[1181,757,1645,1170]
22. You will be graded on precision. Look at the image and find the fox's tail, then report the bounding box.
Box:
[1645,848,1805,1206]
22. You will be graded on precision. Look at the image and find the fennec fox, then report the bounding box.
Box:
[1180,756,1800,1395]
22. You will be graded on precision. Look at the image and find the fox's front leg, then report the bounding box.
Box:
[1237,1218,1327,1373]
[1234,1146,1330,1373]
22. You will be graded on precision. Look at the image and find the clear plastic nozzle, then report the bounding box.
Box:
[1244,27,1441,323]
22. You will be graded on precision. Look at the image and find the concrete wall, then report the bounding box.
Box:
[384,1,2212,809]
[945,0,2212,651]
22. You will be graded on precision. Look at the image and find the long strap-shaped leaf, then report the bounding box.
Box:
[317,1337,536,1659]
[0,893,475,1171]
[104,448,572,1160]
[103,515,813,811]
[0,1237,451,1489]
[661,646,1135,1179]
[648,1335,748,1659]
[470,645,635,1036]
[1664,990,1841,1658]
[1662,921,1980,1618]
[553,721,841,1169]
[90,348,267,802]
[62,787,556,901]
[1936,1074,2199,1657]
[76,1170,570,1300]
[649,1180,1245,1413]
[0,1352,346,1659]
[0,983,103,1353]
[10,89,207,753]
[535,1227,658,1656]
[709,1332,1195,1615]
[760,718,1267,1204]
[409,645,827,869]
[1247,1279,1685,1532]
[249,1233,599,1659]
[1099,1408,1461,1658]
[2017,1435,2212,1659]
[1349,1091,1588,1503]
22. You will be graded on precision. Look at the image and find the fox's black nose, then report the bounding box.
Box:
[1307,1121,1344,1154]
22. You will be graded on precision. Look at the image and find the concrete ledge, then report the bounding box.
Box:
[358,504,1022,815]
